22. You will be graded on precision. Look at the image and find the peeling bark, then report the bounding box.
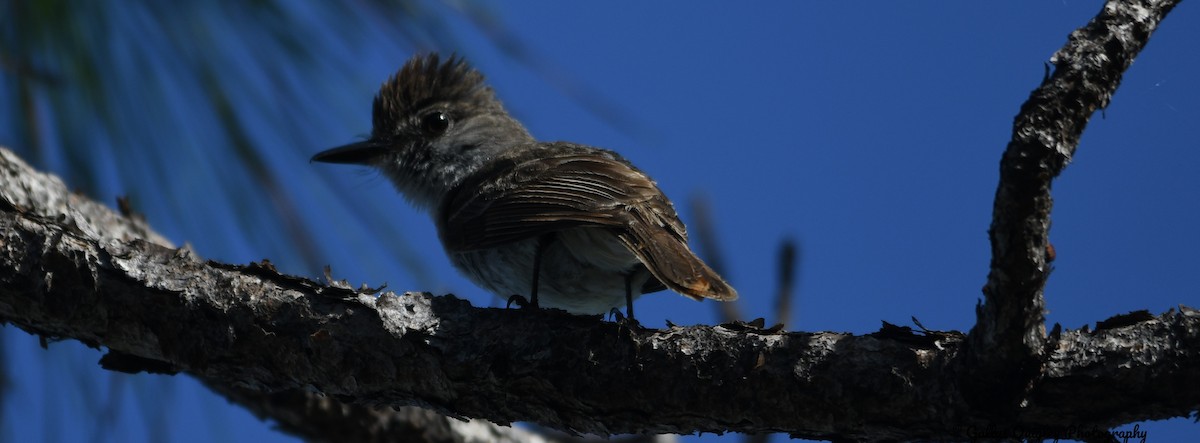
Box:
[0,147,1197,440]
[963,0,1181,418]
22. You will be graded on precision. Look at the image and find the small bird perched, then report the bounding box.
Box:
[313,53,736,318]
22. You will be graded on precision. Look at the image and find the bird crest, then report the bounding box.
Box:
[372,53,496,132]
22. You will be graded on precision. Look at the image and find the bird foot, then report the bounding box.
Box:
[506,294,538,309]
[608,308,641,328]
[607,307,624,321]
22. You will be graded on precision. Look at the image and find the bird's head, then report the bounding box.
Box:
[313,53,532,210]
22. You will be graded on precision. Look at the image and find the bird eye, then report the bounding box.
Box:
[420,111,450,136]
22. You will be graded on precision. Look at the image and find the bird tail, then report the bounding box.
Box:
[618,228,738,302]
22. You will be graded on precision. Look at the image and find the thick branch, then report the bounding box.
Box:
[0,148,538,443]
[965,0,1181,414]
[1,146,1198,441]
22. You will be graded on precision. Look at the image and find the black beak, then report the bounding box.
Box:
[311,140,387,165]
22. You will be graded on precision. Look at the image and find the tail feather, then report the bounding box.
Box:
[618,228,738,302]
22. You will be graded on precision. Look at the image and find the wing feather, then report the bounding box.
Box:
[438,142,736,301]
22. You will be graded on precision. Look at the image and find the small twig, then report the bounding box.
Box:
[689,193,743,322]
[773,239,799,329]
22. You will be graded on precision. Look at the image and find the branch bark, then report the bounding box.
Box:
[0,0,1193,441]
[0,148,545,443]
[0,145,1197,441]
[963,0,1182,417]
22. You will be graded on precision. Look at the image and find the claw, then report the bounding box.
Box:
[608,307,625,322]
[506,294,531,309]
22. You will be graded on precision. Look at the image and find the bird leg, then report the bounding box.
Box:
[609,273,641,327]
[507,234,553,310]
[624,273,635,320]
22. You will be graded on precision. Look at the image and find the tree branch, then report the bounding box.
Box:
[0,148,544,443]
[0,146,1197,441]
[963,0,1181,416]
[206,383,552,443]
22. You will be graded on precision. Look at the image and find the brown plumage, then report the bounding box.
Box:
[314,53,737,316]
[439,142,737,302]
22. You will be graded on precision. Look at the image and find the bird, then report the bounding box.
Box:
[312,53,736,319]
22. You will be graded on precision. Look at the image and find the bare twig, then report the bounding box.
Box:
[689,193,743,322]
[773,239,798,329]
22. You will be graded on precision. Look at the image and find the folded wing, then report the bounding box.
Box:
[439,142,737,301]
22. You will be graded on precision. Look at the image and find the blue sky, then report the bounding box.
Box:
[3,1,1197,441]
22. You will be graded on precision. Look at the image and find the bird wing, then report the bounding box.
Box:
[438,143,736,301]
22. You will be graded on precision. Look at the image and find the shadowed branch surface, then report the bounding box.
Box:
[0,147,1197,441]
